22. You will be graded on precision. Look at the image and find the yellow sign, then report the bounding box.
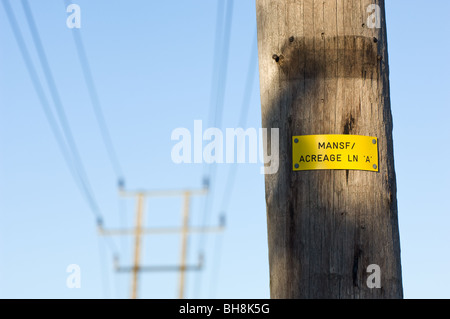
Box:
[292,134,379,172]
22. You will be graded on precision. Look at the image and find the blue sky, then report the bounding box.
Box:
[0,0,449,299]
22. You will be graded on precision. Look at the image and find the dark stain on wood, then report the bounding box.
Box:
[352,248,362,287]
[276,35,379,80]
[343,113,355,135]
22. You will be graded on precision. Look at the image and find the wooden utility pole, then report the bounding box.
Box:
[131,193,145,299]
[178,192,191,299]
[256,0,402,298]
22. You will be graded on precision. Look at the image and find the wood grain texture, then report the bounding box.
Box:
[256,0,402,298]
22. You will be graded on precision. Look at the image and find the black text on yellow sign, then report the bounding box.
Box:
[292,135,379,172]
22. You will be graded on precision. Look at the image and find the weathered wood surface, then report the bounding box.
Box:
[256,0,402,298]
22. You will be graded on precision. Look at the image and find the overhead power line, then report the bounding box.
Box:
[209,28,258,298]
[2,0,118,254]
[195,0,234,299]
[63,0,124,184]
[1,1,81,203]
[219,29,258,215]
[207,0,234,131]
[20,0,101,220]
[2,0,97,220]
[3,0,118,298]
[63,1,127,280]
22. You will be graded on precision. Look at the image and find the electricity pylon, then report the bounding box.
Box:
[98,186,224,299]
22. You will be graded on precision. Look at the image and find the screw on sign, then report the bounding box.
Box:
[292,135,379,172]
